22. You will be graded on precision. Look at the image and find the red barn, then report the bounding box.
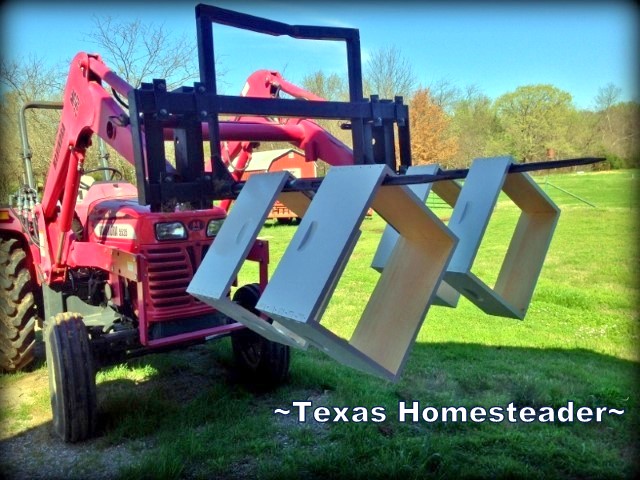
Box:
[241,148,317,223]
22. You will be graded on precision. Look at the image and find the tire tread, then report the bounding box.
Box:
[46,312,97,442]
[0,237,37,372]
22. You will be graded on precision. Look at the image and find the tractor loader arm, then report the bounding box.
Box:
[35,53,141,278]
[40,53,135,224]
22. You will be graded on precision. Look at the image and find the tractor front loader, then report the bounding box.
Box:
[0,4,600,443]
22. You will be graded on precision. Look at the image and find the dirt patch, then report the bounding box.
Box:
[0,425,148,480]
[0,345,215,480]
[0,342,280,479]
[0,365,137,480]
[0,369,48,410]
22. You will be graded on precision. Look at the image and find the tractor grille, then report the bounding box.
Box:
[143,244,211,318]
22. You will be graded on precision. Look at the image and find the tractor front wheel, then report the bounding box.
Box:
[45,312,97,442]
[231,284,290,387]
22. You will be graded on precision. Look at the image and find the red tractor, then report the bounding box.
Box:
[0,5,360,442]
[0,4,598,443]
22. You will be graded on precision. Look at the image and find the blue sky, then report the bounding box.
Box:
[1,1,637,110]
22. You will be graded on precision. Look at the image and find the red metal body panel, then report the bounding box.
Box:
[74,181,236,345]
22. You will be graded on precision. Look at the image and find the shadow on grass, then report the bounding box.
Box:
[1,341,638,479]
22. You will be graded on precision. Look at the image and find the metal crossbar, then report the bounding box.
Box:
[229,157,604,198]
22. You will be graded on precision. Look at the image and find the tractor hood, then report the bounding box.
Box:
[79,183,226,250]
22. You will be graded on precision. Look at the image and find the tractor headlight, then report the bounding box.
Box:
[206,218,224,237]
[155,221,187,241]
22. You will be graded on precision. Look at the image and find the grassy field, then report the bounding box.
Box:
[0,168,638,479]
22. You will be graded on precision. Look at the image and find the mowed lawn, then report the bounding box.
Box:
[0,169,638,479]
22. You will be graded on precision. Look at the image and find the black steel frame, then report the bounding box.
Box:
[128,4,411,210]
[127,3,602,211]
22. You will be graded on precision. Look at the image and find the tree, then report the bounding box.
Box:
[595,83,622,112]
[593,83,622,155]
[0,57,65,199]
[84,16,200,89]
[299,70,352,150]
[493,84,575,162]
[565,109,600,161]
[0,56,64,102]
[408,88,458,167]
[82,16,222,181]
[450,91,501,165]
[591,83,639,167]
[0,90,24,198]
[595,101,640,168]
[302,71,347,101]
[427,78,464,113]
[365,45,416,100]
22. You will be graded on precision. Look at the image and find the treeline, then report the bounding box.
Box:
[301,45,639,171]
[0,30,638,201]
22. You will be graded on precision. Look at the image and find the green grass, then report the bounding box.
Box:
[1,169,638,479]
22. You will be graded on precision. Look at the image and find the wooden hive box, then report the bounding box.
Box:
[374,157,560,320]
[444,157,560,319]
[371,163,462,308]
[256,164,458,381]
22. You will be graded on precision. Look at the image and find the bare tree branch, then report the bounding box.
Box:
[427,78,461,112]
[365,45,416,100]
[84,16,204,90]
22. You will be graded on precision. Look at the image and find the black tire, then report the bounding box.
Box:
[0,237,37,372]
[45,312,97,442]
[231,284,290,386]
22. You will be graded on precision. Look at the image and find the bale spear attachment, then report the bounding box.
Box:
[162,4,606,381]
